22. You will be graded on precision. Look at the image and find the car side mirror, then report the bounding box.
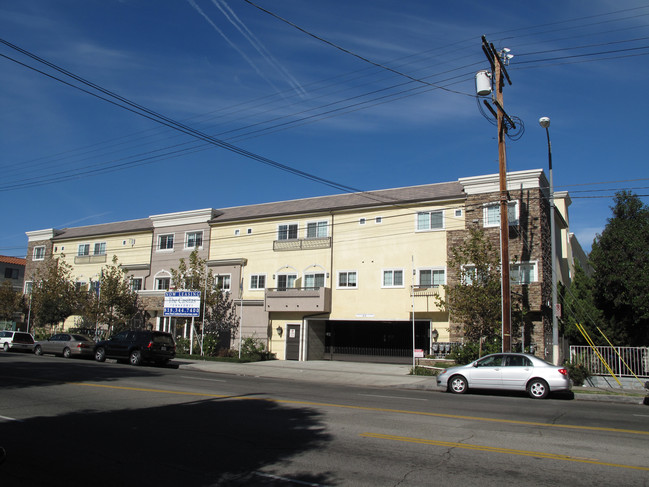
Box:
[472,362,479,368]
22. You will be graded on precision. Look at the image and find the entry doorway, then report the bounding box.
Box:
[286,324,301,360]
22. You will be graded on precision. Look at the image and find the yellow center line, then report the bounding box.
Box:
[360,432,649,472]
[71,381,649,437]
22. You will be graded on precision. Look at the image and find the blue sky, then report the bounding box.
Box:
[1,0,648,259]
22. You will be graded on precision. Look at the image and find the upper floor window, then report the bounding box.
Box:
[338,271,357,289]
[306,221,327,239]
[417,210,444,231]
[277,274,297,291]
[278,224,298,240]
[33,246,45,261]
[94,242,106,255]
[419,268,446,287]
[484,201,519,228]
[158,234,174,251]
[215,275,231,292]
[130,278,143,292]
[510,262,537,284]
[78,244,90,257]
[4,268,19,279]
[24,281,34,294]
[185,231,203,250]
[155,277,171,290]
[250,274,266,290]
[382,269,404,288]
[304,273,325,289]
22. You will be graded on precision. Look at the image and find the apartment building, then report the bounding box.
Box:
[24,169,582,362]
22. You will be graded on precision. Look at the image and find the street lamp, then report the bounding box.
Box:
[539,116,559,365]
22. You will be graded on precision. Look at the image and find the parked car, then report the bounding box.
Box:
[94,330,176,366]
[436,352,571,399]
[34,333,95,358]
[0,331,35,353]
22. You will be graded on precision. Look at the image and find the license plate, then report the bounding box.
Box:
[161,346,166,351]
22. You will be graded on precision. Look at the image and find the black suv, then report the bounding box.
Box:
[94,330,175,366]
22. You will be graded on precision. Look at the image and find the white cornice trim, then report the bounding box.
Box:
[26,228,59,242]
[459,169,547,195]
[149,208,221,228]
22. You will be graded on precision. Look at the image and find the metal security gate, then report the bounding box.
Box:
[286,324,301,361]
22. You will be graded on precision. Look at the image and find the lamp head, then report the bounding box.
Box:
[539,116,550,128]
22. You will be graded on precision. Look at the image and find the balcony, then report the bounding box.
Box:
[265,287,331,313]
[411,285,444,313]
[273,237,331,252]
[74,254,107,265]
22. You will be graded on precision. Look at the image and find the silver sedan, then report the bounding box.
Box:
[436,353,571,399]
[34,333,96,358]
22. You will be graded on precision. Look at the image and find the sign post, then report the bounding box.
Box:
[164,291,201,354]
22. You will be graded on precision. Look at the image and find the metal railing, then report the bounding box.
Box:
[569,346,649,377]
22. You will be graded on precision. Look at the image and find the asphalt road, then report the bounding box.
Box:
[1,352,648,486]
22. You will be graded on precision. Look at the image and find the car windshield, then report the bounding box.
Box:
[152,334,174,345]
[71,334,91,341]
[15,333,34,344]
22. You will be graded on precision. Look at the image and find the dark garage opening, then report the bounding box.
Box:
[323,320,430,364]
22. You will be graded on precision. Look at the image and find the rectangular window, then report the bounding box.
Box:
[277,274,297,291]
[484,202,519,228]
[338,271,357,289]
[306,221,328,238]
[93,242,106,255]
[4,268,19,279]
[130,278,143,291]
[215,275,231,291]
[382,269,404,288]
[90,281,100,296]
[304,273,325,289]
[24,281,33,294]
[33,246,45,261]
[278,224,298,240]
[419,268,445,287]
[510,262,537,284]
[158,234,174,250]
[462,265,490,285]
[417,210,444,231]
[186,231,203,249]
[78,244,90,256]
[250,274,266,290]
[156,277,170,290]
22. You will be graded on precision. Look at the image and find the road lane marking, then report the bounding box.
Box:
[360,432,649,472]
[179,375,226,382]
[71,382,649,437]
[358,393,428,401]
[0,415,21,422]
[255,472,329,486]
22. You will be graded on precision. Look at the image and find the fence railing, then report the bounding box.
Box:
[569,346,649,377]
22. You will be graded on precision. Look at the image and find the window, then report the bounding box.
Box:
[93,242,106,255]
[455,209,463,217]
[90,281,100,296]
[33,246,45,261]
[24,281,33,294]
[484,201,519,228]
[338,271,357,289]
[510,262,537,284]
[247,228,253,235]
[250,274,266,290]
[359,218,366,225]
[375,216,383,224]
[156,277,171,290]
[306,221,327,238]
[234,229,241,236]
[158,234,174,250]
[4,268,19,279]
[278,224,298,240]
[185,231,203,249]
[78,244,90,256]
[419,268,445,287]
[277,274,297,291]
[462,265,489,285]
[382,269,404,288]
[304,273,325,289]
[130,278,143,292]
[215,275,231,291]
[417,210,444,231]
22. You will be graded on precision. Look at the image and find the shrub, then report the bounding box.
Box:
[565,359,591,386]
[448,339,501,365]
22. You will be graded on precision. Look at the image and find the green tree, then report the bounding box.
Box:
[0,281,24,323]
[589,191,649,345]
[559,263,604,345]
[438,227,502,346]
[30,256,78,328]
[78,256,143,336]
[171,250,239,354]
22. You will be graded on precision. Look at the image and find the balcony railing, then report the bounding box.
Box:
[273,237,331,251]
[265,286,331,313]
[74,254,107,265]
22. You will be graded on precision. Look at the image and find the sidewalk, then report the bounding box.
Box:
[176,358,648,405]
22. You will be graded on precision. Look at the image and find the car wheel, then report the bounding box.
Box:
[129,350,142,366]
[95,347,106,362]
[63,347,71,359]
[448,375,468,394]
[3,343,9,352]
[34,345,43,356]
[527,378,549,399]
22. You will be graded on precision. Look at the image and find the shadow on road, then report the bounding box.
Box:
[0,395,335,486]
